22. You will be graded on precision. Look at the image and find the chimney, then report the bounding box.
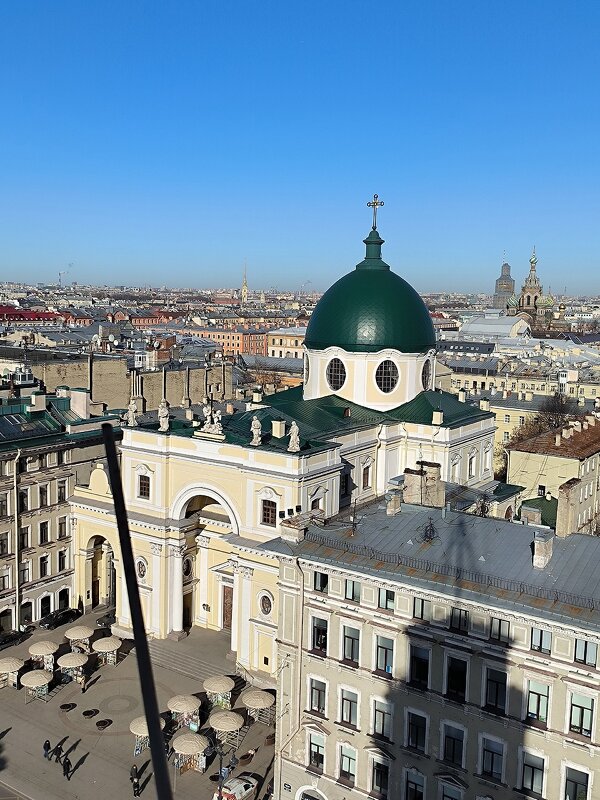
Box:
[479,399,490,412]
[271,420,286,438]
[555,433,561,447]
[226,402,234,414]
[386,491,402,516]
[572,421,582,433]
[586,415,596,427]
[562,427,570,439]
[69,387,91,419]
[28,391,47,410]
[525,391,533,401]
[545,491,552,502]
[583,421,589,431]
[185,408,195,421]
[490,386,497,396]
[578,396,585,407]
[432,410,444,425]
[252,390,263,404]
[502,389,508,399]
[458,388,467,403]
[532,530,554,569]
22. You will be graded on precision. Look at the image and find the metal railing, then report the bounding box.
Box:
[303,530,597,611]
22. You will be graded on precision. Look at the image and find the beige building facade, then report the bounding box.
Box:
[267,504,600,800]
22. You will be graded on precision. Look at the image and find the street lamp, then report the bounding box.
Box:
[207,741,239,800]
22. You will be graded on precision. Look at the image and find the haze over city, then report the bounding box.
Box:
[2,1,599,293]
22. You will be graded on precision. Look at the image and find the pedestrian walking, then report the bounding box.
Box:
[43,739,51,759]
[130,764,138,783]
[54,743,63,763]
[132,775,140,797]
[63,756,71,780]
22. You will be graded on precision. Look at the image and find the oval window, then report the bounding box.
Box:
[421,359,432,390]
[375,360,399,393]
[260,594,273,616]
[326,358,346,391]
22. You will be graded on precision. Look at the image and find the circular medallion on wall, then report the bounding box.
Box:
[259,592,273,616]
[375,359,399,393]
[421,359,432,390]
[182,557,193,578]
[326,357,346,391]
[136,559,147,580]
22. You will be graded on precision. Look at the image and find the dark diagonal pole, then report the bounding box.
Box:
[102,423,173,800]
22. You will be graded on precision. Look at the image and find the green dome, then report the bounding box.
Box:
[305,229,435,354]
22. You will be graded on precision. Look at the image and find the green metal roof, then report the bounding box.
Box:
[519,496,558,528]
[304,228,436,354]
[387,390,493,428]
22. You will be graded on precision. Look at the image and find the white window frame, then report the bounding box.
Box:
[440,719,467,769]
[443,650,470,703]
[338,683,361,729]
[306,674,328,716]
[404,706,430,754]
[477,731,506,783]
[370,695,393,740]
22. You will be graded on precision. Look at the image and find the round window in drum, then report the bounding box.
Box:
[326,358,346,391]
[375,360,399,393]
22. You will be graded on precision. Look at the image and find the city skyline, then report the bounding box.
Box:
[1,2,599,293]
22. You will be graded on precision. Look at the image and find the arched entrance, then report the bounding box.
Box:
[86,536,116,609]
[40,595,51,618]
[20,601,33,627]
[58,588,70,610]
[0,608,12,632]
[168,487,239,638]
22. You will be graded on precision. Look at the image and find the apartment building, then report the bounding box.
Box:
[266,501,600,800]
[267,327,307,359]
[508,415,600,535]
[0,388,120,631]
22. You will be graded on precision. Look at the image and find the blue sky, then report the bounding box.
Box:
[1,1,599,293]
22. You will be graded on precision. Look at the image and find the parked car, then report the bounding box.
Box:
[213,775,258,800]
[39,607,82,630]
[0,629,28,651]
[96,609,116,628]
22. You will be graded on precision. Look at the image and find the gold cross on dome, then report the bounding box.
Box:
[367,193,384,229]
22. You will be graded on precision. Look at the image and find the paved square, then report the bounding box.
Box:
[0,613,275,800]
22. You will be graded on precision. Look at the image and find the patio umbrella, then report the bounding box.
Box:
[0,657,24,674]
[57,652,88,669]
[241,689,274,710]
[20,670,52,687]
[167,695,201,714]
[203,675,234,694]
[65,625,94,640]
[208,710,244,732]
[172,732,210,755]
[129,716,165,736]
[92,636,122,653]
[29,641,59,657]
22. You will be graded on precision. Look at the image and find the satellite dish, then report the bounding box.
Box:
[108,333,115,342]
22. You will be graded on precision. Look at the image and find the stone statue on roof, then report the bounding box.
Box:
[250,415,262,446]
[126,398,138,427]
[288,420,300,453]
[158,398,170,432]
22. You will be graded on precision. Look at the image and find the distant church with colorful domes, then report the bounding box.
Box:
[493,249,567,332]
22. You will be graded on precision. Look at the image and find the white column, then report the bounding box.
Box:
[151,543,163,634]
[231,569,241,653]
[169,543,184,637]
[195,535,210,624]
[120,568,130,624]
[238,567,253,668]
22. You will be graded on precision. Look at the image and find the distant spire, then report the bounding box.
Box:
[367,193,384,230]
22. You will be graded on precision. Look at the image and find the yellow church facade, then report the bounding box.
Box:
[69,214,496,685]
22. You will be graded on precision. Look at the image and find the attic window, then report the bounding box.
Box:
[343,407,351,418]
